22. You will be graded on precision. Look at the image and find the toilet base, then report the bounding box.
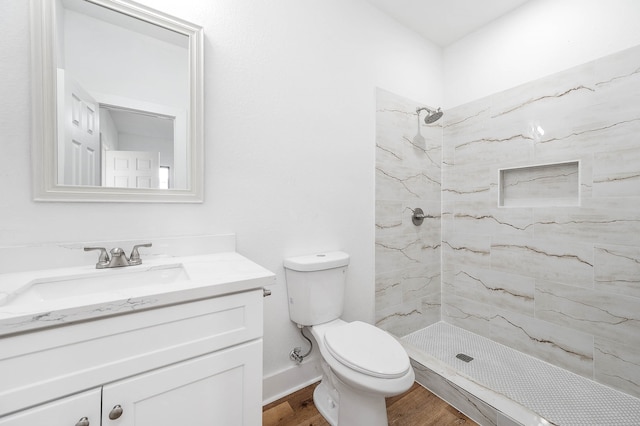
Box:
[313,381,338,426]
[313,376,390,426]
[333,375,389,426]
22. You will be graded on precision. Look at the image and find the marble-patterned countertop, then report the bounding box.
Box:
[0,252,275,337]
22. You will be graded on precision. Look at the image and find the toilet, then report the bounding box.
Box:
[284,251,415,426]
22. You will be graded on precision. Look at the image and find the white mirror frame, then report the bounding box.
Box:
[30,0,204,203]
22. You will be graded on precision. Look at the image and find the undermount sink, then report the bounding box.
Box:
[2,264,189,307]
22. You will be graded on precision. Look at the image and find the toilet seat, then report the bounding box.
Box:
[323,321,410,379]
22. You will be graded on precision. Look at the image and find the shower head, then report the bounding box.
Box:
[416,107,443,124]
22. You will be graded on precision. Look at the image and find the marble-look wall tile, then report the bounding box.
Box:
[453,200,534,238]
[375,264,440,314]
[534,112,640,159]
[441,200,455,241]
[375,270,402,312]
[594,244,640,298]
[375,200,403,237]
[375,233,427,272]
[402,265,441,301]
[375,297,440,337]
[375,163,440,201]
[489,60,597,122]
[490,236,594,287]
[535,280,640,347]
[442,164,493,202]
[594,336,640,398]
[444,99,491,156]
[444,265,535,317]
[453,131,534,167]
[593,45,640,84]
[375,88,442,336]
[533,205,640,246]
[443,234,492,270]
[593,146,640,198]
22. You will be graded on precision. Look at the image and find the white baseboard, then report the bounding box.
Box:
[262,357,322,406]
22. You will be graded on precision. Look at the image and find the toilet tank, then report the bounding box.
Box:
[284,251,350,327]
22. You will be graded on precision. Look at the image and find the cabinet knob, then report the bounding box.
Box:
[108,405,123,420]
[75,417,90,426]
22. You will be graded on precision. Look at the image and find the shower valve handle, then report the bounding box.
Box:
[412,208,427,226]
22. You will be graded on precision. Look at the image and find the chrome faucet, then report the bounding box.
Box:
[84,243,152,269]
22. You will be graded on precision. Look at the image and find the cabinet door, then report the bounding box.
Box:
[0,388,101,426]
[102,340,262,426]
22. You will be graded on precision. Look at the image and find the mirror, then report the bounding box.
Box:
[31,0,203,202]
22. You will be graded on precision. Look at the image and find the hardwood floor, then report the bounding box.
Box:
[263,381,477,426]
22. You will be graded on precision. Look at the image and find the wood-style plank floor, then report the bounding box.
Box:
[263,381,477,426]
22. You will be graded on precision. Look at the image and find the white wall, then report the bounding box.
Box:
[444,0,640,108]
[99,109,119,151]
[0,0,442,400]
[118,133,174,168]
[64,8,189,110]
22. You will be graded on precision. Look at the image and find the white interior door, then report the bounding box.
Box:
[105,151,160,188]
[57,69,101,186]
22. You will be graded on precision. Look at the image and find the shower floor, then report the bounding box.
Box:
[403,322,640,426]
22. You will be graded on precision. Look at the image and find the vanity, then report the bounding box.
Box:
[0,243,275,425]
[15,0,275,422]
[15,0,275,421]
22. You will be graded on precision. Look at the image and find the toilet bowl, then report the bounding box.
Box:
[309,319,415,426]
[283,251,415,425]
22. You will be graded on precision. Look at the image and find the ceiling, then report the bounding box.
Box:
[365,0,531,47]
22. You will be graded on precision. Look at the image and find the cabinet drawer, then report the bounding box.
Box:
[0,388,101,425]
[0,290,262,416]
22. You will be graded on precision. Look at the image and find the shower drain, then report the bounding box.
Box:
[456,353,474,363]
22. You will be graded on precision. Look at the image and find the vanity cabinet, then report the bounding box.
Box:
[0,289,263,425]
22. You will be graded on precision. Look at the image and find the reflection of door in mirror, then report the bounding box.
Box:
[57,0,189,190]
[105,151,160,188]
[99,105,175,189]
[56,69,101,186]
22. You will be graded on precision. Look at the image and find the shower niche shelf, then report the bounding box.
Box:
[499,160,579,207]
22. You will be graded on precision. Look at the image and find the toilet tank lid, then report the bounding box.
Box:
[283,251,350,272]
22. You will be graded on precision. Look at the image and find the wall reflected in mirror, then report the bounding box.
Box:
[56,0,189,190]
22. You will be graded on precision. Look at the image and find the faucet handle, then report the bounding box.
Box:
[110,247,125,256]
[129,243,152,265]
[84,247,110,268]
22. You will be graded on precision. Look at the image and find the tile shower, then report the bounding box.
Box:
[375,44,640,422]
[375,88,442,337]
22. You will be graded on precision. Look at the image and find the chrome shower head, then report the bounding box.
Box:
[416,107,443,124]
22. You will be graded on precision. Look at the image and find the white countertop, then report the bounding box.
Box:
[0,252,275,337]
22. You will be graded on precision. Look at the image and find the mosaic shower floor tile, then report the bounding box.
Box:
[403,322,640,426]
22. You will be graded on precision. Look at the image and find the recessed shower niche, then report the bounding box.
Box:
[499,161,580,207]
